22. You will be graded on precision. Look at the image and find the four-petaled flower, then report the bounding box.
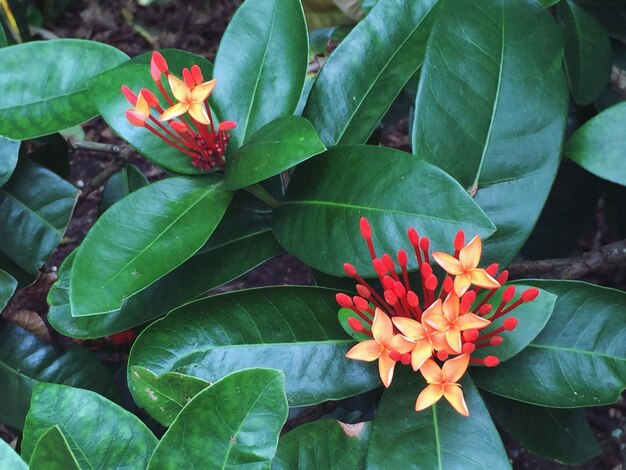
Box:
[415,354,470,416]
[392,317,443,371]
[160,75,216,125]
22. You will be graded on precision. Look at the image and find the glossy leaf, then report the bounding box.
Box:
[566,102,626,186]
[0,438,26,470]
[366,371,510,469]
[0,39,128,139]
[559,0,612,105]
[0,158,77,274]
[303,0,440,146]
[0,319,118,429]
[539,0,561,5]
[88,50,213,174]
[128,287,379,407]
[412,0,568,267]
[129,367,210,427]
[0,135,19,187]
[70,176,232,317]
[472,280,626,407]
[274,420,371,470]
[212,0,308,149]
[0,251,34,287]
[49,192,280,338]
[29,425,80,470]
[483,392,601,464]
[22,384,157,467]
[273,145,495,277]
[100,163,149,213]
[224,116,326,190]
[147,369,288,469]
[0,268,16,312]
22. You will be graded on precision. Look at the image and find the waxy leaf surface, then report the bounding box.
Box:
[273,145,495,277]
[100,163,149,213]
[225,116,326,190]
[0,136,19,187]
[0,319,117,429]
[0,39,128,139]
[472,280,626,407]
[0,269,17,312]
[128,287,379,407]
[0,159,77,274]
[147,369,288,469]
[0,438,26,470]
[303,0,440,146]
[412,0,568,267]
[22,384,157,468]
[70,176,232,317]
[28,426,80,470]
[212,0,308,149]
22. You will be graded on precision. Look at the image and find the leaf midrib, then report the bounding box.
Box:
[527,343,626,362]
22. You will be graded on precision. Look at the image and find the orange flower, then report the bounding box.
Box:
[125,91,150,127]
[432,235,500,296]
[392,317,445,371]
[159,75,216,124]
[415,354,470,416]
[346,309,415,387]
[421,294,491,354]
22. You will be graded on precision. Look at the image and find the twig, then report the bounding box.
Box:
[508,239,626,280]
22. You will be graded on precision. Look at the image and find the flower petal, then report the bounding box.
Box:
[135,92,150,115]
[190,79,216,103]
[388,334,416,354]
[444,327,462,354]
[443,384,469,416]
[411,339,433,371]
[346,340,382,362]
[372,309,393,346]
[159,102,189,121]
[442,353,469,383]
[126,109,147,127]
[456,312,491,331]
[453,273,472,296]
[167,74,191,102]
[187,103,211,125]
[459,235,482,270]
[432,252,464,275]
[379,351,396,388]
[469,268,501,290]
[442,293,460,322]
[415,384,444,412]
[392,317,426,340]
[419,359,443,383]
[423,310,449,332]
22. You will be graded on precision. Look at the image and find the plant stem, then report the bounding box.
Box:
[244,184,280,209]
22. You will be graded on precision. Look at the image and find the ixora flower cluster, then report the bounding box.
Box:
[122,51,236,171]
[337,218,539,416]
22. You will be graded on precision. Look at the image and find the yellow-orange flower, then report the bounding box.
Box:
[125,91,150,127]
[432,235,500,296]
[392,317,445,371]
[159,75,216,125]
[346,309,415,387]
[415,354,470,416]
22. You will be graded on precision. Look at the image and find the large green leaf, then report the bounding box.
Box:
[0,268,17,312]
[0,39,128,140]
[88,50,213,175]
[224,116,326,190]
[22,384,157,467]
[0,251,34,287]
[147,369,288,469]
[28,425,80,470]
[0,438,27,470]
[559,0,612,105]
[0,319,118,429]
[472,280,626,407]
[0,135,19,187]
[49,192,281,338]
[274,420,372,469]
[366,371,510,469]
[303,0,440,146]
[574,0,626,34]
[128,287,379,407]
[412,0,568,267]
[0,158,77,274]
[70,176,232,317]
[100,163,149,213]
[566,102,626,186]
[483,392,601,464]
[273,145,495,277]
[212,0,308,149]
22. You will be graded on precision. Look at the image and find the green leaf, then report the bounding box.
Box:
[0,135,19,187]
[559,0,612,105]
[303,0,440,146]
[70,176,232,317]
[470,284,556,364]
[88,50,213,175]
[50,191,280,337]
[0,251,34,287]
[0,39,128,140]
[0,438,27,470]
[412,0,568,267]
[273,145,495,277]
[539,0,561,5]
[0,25,6,48]
[0,268,17,312]
[212,0,308,149]
[224,116,326,190]
[566,102,626,186]
[100,163,149,213]
[366,371,510,469]
[128,287,379,407]
[22,384,158,467]
[338,307,371,342]
[0,319,118,429]
[0,158,77,274]
[129,367,210,427]
[574,0,626,34]
[472,280,626,407]
[483,392,601,465]
[147,369,288,469]
[29,425,80,470]
[274,419,372,469]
